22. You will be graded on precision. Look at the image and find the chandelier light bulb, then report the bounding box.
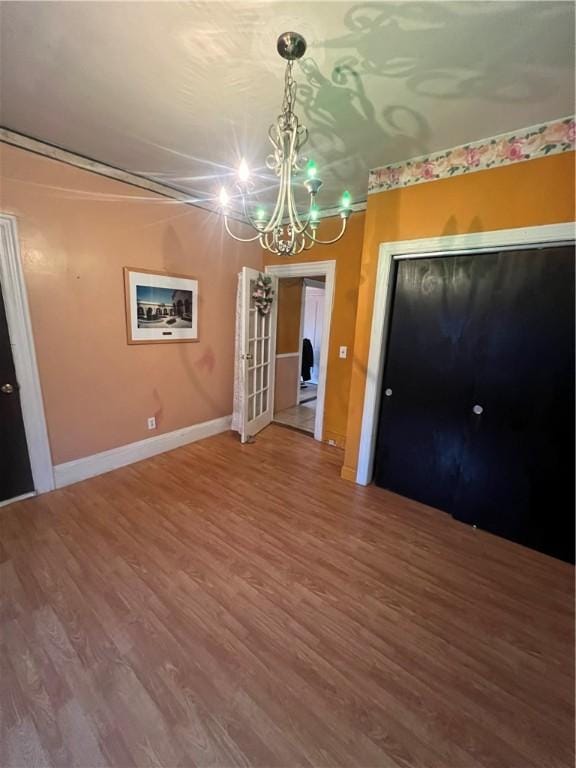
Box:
[238,159,250,183]
[219,187,229,208]
[307,160,317,179]
[310,206,319,222]
[256,207,266,220]
[341,190,351,209]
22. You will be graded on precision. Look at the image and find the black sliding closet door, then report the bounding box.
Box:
[452,247,574,562]
[374,246,575,562]
[373,255,480,511]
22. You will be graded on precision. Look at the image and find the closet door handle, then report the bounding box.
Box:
[472,404,484,415]
[384,388,393,397]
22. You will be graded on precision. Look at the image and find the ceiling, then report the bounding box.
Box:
[1,1,574,213]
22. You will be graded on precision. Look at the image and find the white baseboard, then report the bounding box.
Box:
[53,414,232,489]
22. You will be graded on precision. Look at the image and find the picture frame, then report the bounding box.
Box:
[123,267,199,344]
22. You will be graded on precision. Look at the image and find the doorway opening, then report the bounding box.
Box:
[273,277,325,435]
[0,215,54,502]
[265,260,335,442]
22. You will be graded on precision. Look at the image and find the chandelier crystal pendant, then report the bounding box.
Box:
[218,31,352,256]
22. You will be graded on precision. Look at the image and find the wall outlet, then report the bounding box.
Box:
[147,416,157,430]
[339,346,348,359]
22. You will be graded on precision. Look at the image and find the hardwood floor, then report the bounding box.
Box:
[1,425,573,768]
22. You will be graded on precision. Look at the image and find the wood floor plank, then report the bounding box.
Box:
[1,425,573,767]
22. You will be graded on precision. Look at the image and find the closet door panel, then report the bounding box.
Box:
[374,256,479,511]
[452,247,575,562]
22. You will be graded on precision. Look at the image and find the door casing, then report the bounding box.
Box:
[357,222,576,486]
[265,260,335,442]
[0,214,54,494]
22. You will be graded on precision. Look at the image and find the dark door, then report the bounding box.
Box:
[0,283,34,502]
[374,246,575,562]
[452,247,574,562]
[373,255,481,512]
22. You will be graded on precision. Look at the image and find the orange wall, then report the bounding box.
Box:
[0,143,262,464]
[276,278,303,354]
[342,152,576,481]
[265,212,365,447]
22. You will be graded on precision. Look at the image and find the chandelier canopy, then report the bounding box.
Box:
[219,31,352,257]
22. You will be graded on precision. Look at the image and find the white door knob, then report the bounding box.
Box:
[472,404,483,415]
[384,388,393,397]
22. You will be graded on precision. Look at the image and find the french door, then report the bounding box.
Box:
[239,267,278,443]
[374,245,575,562]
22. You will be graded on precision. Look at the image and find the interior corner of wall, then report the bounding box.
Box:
[340,465,357,483]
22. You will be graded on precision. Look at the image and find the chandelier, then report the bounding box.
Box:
[218,31,352,256]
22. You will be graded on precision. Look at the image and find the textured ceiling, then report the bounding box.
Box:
[1,1,574,213]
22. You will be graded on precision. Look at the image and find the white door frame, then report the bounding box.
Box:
[0,214,54,494]
[356,222,575,486]
[265,260,335,442]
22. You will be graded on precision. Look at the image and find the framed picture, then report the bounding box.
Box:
[123,267,199,344]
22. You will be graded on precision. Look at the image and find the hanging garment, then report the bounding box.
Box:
[301,338,314,382]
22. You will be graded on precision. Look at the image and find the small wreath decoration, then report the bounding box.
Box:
[252,273,275,316]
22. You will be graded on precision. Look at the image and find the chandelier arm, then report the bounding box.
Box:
[260,138,287,234]
[295,233,307,254]
[240,193,267,234]
[284,154,298,253]
[285,128,305,236]
[287,179,311,237]
[263,232,281,255]
[263,229,277,252]
[223,216,263,243]
[271,152,290,246]
[290,192,317,235]
[305,217,349,246]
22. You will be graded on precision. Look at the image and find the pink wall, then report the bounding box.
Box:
[0,144,262,464]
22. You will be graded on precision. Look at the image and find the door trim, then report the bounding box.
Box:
[0,214,54,494]
[357,222,576,486]
[265,260,336,442]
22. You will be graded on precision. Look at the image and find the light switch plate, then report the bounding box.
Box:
[339,346,348,359]
[147,416,157,430]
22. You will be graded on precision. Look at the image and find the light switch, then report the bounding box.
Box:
[339,346,348,359]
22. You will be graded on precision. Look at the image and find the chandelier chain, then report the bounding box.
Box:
[280,61,297,126]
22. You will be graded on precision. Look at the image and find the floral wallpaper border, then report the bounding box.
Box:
[368,116,575,194]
